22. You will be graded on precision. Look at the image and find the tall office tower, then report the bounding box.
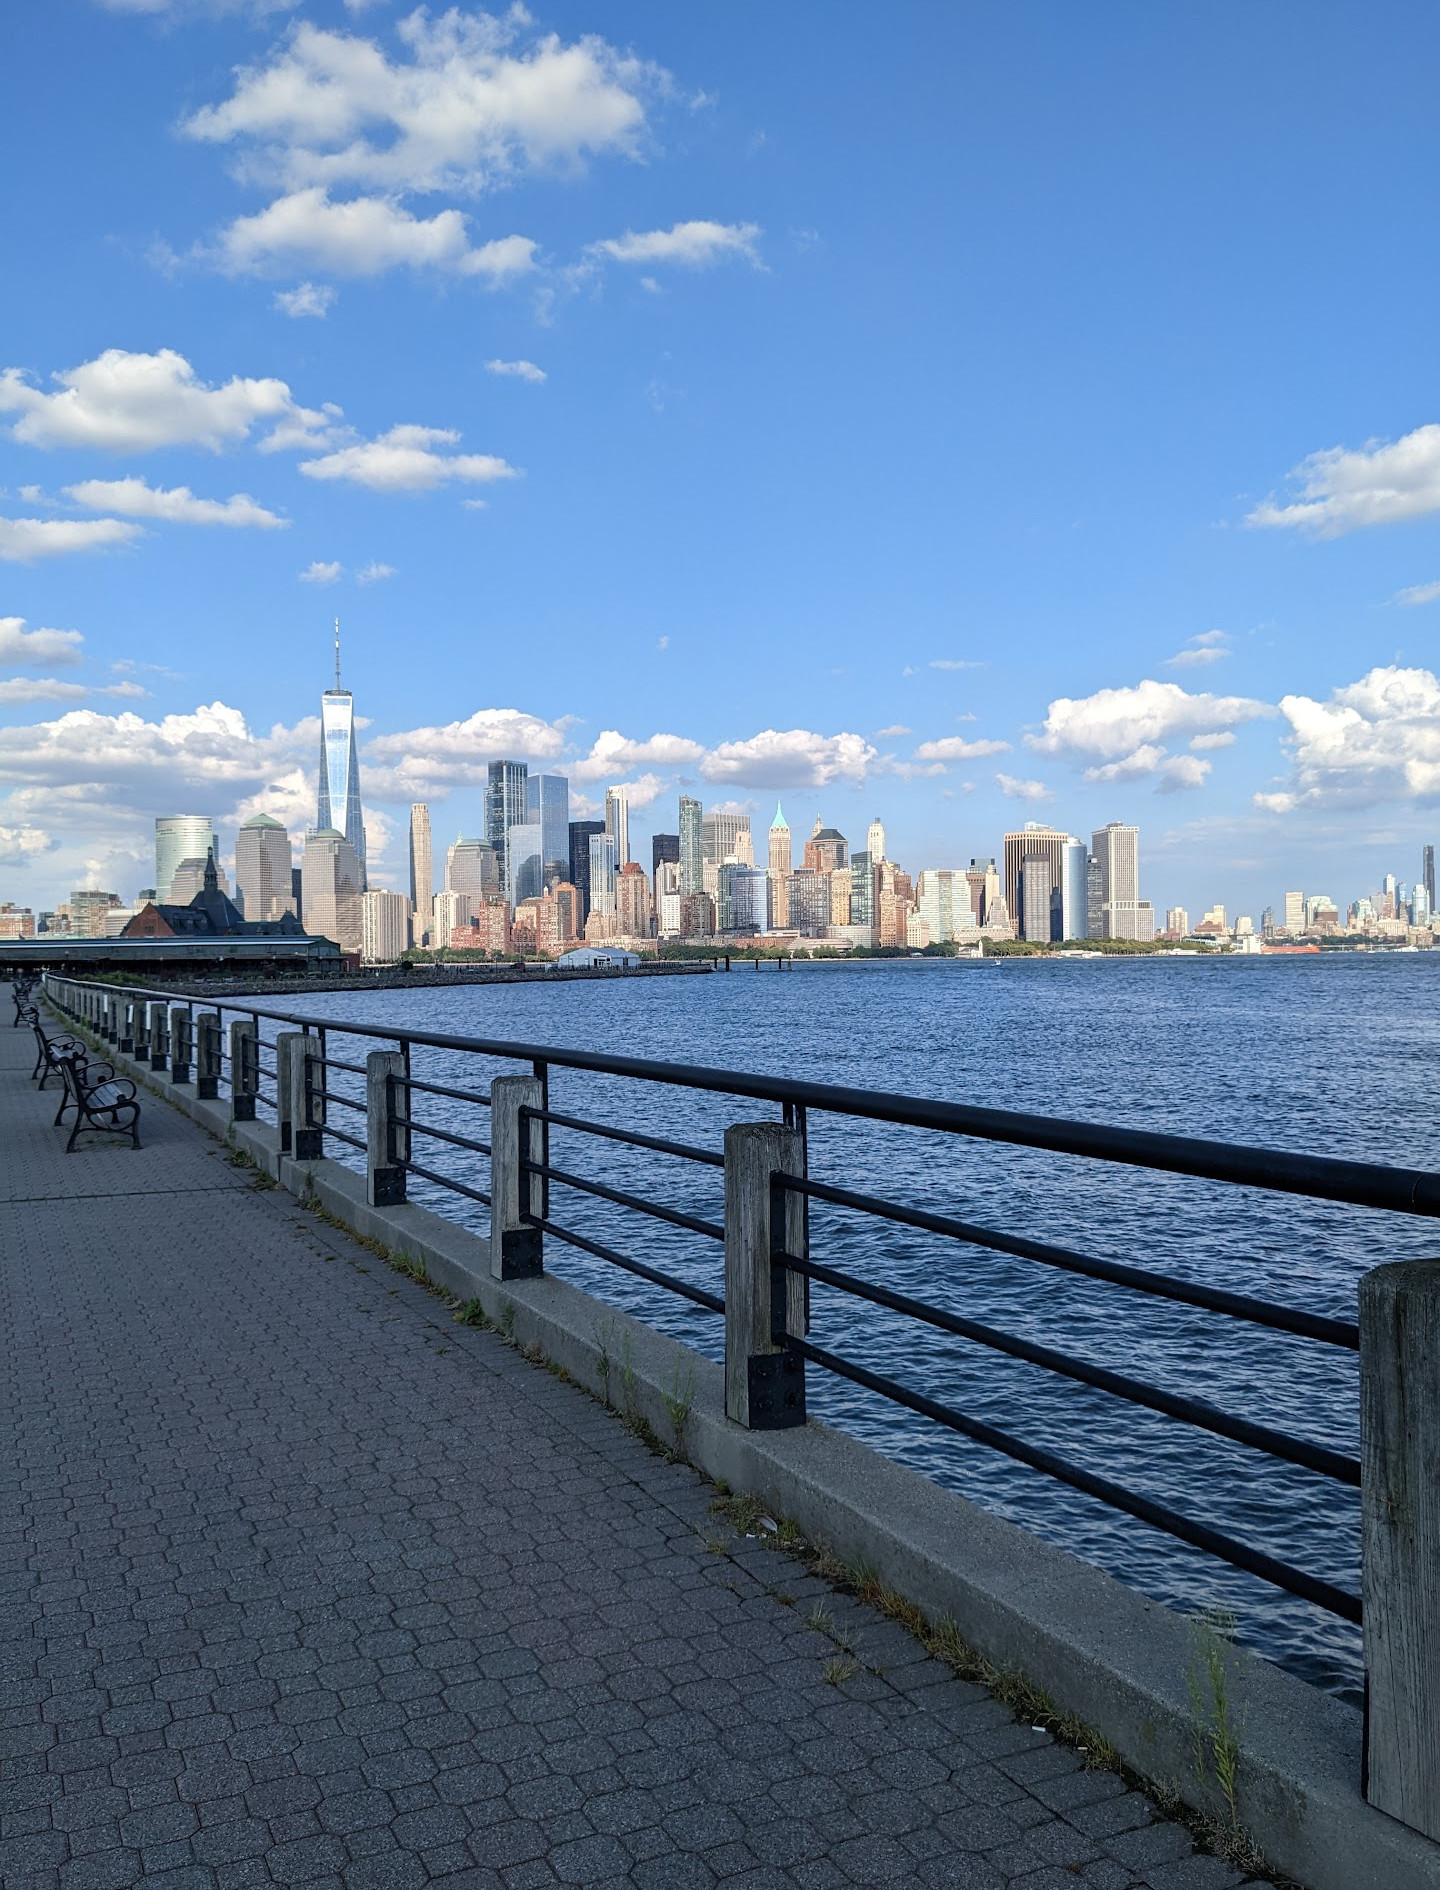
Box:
[292,866,304,924]
[235,815,294,922]
[1086,856,1102,937]
[1166,907,1190,938]
[506,822,544,905]
[588,832,618,915]
[829,867,852,927]
[866,818,886,864]
[155,815,217,903]
[1413,884,1432,928]
[787,872,833,937]
[409,805,434,945]
[678,795,703,895]
[526,774,571,885]
[431,889,474,947]
[1425,845,1436,911]
[652,833,680,876]
[702,811,753,866]
[301,827,363,956]
[615,862,653,938]
[169,854,231,905]
[654,859,683,936]
[1003,824,1069,930]
[1020,856,1053,942]
[604,785,630,868]
[1060,837,1089,940]
[485,760,530,888]
[804,826,848,874]
[569,819,605,921]
[917,870,975,942]
[1090,821,1148,938]
[316,620,367,888]
[767,802,792,876]
[1283,890,1306,933]
[361,889,411,963]
[964,858,996,927]
[849,851,878,933]
[446,836,500,899]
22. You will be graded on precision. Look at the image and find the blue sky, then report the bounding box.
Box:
[3,0,1440,917]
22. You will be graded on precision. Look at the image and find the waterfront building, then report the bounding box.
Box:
[316,623,367,888]
[155,816,217,904]
[728,864,769,932]
[235,815,294,923]
[1194,904,1228,937]
[445,836,500,901]
[787,870,832,937]
[768,803,792,927]
[1425,844,1436,912]
[905,909,929,948]
[568,819,604,921]
[866,817,886,864]
[604,785,630,868]
[703,811,753,867]
[1020,855,1053,943]
[1003,825,1069,933]
[507,821,545,906]
[552,883,580,945]
[485,761,529,888]
[291,866,303,925]
[1060,837,1089,940]
[470,895,512,955]
[679,892,715,937]
[409,805,434,946]
[678,795,703,896]
[803,825,848,875]
[589,832,618,916]
[169,856,231,906]
[1086,854,1103,937]
[1090,821,1152,940]
[829,867,852,927]
[652,833,679,876]
[850,850,878,933]
[616,861,653,938]
[1165,906,1190,937]
[654,859,682,937]
[527,774,570,885]
[917,869,977,942]
[70,890,123,939]
[125,851,308,944]
[362,889,411,963]
[1283,890,1306,934]
[0,904,36,940]
[1414,885,1432,928]
[301,828,363,956]
[431,890,473,944]
[876,888,911,948]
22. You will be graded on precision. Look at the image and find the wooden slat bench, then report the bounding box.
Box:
[54,1051,142,1152]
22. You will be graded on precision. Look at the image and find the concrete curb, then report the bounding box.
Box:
[56,1014,1440,1890]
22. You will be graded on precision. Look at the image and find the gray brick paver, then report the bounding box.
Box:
[0,1011,1271,1890]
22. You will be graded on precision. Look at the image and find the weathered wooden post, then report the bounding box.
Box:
[229,1021,258,1122]
[104,994,119,1044]
[195,1010,221,1100]
[169,1006,193,1085]
[274,1031,303,1154]
[117,997,134,1055]
[489,1074,543,1279]
[289,1032,324,1160]
[148,1002,169,1071]
[132,999,150,1064]
[366,1050,408,1206]
[723,1122,807,1429]
[1361,1259,1440,1841]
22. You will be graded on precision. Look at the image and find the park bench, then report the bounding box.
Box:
[31,1020,82,1087]
[12,981,40,1025]
[54,1050,141,1152]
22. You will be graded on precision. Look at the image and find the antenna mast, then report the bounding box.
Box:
[333,616,342,690]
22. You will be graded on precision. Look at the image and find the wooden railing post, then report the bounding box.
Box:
[148,1002,169,1071]
[289,1032,324,1160]
[274,1031,303,1154]
[229,1021,258,1122]
[169,1006,192,1085]
[132,999,149,1064]
[489,1075,543,1279]
[366,1050,408,1206]
[1361,1259,1440,1841]
[723,1122,807,1429]
[195,1010,221,1099]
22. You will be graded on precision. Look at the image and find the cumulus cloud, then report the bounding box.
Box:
[299,424,518,493]
[1256,665,1440,811]
[300,560,342,583]
[0,617,84,667]
[485,358,546,382]
[0,517,143,563]
[274,281,336,318]
[355,560,395,583]
[219,188,536,280]
[571,729,706,782]
[0,823,52,866]
[1396,579,1440,607]
[365,708,570,793]
[1190,731,1235,752]
[995,773,1053,803]
[588,220,762,269]
[0,347,330,454]
[1248,423,1440,535]
[65,477,286,529]
[1030,678,1271,787]
[699,729,877,787]
[181,12,659,196]
[911,736,1010,762]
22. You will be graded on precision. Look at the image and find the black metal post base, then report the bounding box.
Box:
[746,1351,806,1429]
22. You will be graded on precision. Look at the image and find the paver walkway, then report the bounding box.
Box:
[1,1001,1273,1890]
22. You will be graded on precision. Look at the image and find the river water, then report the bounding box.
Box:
[275,953,1440,1702]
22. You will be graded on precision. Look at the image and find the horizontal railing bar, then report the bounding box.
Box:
[782,1250,1360,1485]
[319,1055,369,1077]
[42,976,1440,1217]
[782,1174,1359,1349]
[790,1335,1362,1622]
[393,1115,491,1158]
[526,1213,724,1313]
[528,1107,725,1168]
[316,1089,367,1113]
[402,1157,491,1208]
[520,1155,726,1242]
[402,1075,492,1108]
[321,1124,367,1153]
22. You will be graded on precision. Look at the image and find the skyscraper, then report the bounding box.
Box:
[409,805,434,945]
[1002,825,1069,930]
[235,815,294,923]
[527,774,570,886]
[361,889,411,963]
[316,620,367,888]
[1090,822,1152,940]
[1059,837,1089,940]
[1283,890,1305,934]
[703,811,753,866]
[155,815,217,904]
[1020,856,1053,943]
[507,822,545,905]
[569,819,604,920]
[446,836,500,900]
[652,833,679,876]
[485,760,529,889]
[767,803,792,929]
[301,827,363,955]
[678,796,703,896]
[588,832,618,915]
[1424,844,1435,911]
[604,785,630,868]
[866,818,886,864]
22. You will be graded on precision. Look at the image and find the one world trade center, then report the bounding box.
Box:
[316,619,367,888]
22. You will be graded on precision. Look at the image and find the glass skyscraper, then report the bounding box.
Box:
[526,774,570,887]
[485,760,529,891]
[316,626,367,888]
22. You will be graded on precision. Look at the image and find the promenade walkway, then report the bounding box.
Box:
[1,1009,1270,1890]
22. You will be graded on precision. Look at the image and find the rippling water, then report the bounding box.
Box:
[269,954,1440,1702]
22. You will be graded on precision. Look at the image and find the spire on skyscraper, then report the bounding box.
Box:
[334,616,342,689]
[770,800,788,830]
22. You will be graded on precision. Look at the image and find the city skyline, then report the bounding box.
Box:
[5,7,1440,916]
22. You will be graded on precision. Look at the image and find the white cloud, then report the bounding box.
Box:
[300,559,343,583]
[1157,755,1211,793]
[699,729,877,787]
[655,635,669,651]
[219,188,537,280]
[485,358,546,382]
[299,423,518,493]
[1396,579,1440,607]
[588,220,761,269]
[875,724,911,737]
[0,347,329,453]
[995,773,1052,803]
[274,281,336,318]
[928,658,985,672]
[65,477,286,529]
[181,13,659,196]
[0,823,52,865]
[0,678,145,705]
[911,736,1010,762]
[606,772,666,810]
[1257,665,1440,810]
[0,517,143,563]
[355,560,395,583]
[1190,731,1235,752]
[0,617,84,667]
[571,729,706,782]
[1248,423,1440,535]
[1030,678,1272,786]
[365,708,570,792]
